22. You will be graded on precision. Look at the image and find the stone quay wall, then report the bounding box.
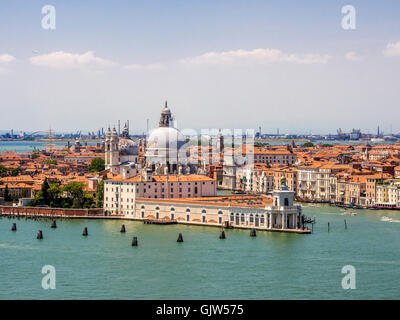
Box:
[0,206,104,217]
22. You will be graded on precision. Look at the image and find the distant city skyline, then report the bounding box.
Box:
[1,0,400,133]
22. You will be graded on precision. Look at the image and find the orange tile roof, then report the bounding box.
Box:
[136,194,272,209]
[109,174,215,183]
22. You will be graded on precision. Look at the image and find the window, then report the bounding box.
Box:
[249,214,254,223]
[230,213,234,222]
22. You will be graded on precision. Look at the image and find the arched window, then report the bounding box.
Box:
[230,212,234,222]
[218,210,223,215]
[241,213,245,222]
[261,214,265,224]
[249,214,254,223]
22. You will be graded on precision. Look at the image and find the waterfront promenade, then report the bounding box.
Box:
[0,205,311,234]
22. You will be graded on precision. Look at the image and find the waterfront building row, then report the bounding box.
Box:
[103,175,306,233]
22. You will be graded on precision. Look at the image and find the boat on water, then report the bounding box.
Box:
[372,205,400,210]
[341,211,357,216]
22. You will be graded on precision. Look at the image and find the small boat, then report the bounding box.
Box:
[341,211,357,216]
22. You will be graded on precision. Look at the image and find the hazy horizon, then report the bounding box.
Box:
[1,1,400,134]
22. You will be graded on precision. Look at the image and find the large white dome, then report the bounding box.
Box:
[145,102,190,170]
[146,127,186,152]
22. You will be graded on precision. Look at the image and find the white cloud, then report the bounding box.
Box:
[383,41,400,57]
[345,51,363,62]
[29,51,117,69]
[123,63,164,71]
[0,54,16,64]
[180,48,331,65]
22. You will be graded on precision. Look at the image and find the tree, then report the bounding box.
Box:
[47,184,61,207]
[21,188,30,198]
[301,142,314,148]
[0,165,7,177]
[10,168,20,176]
[44,159,57,165]
[89,158,105,172]
[41,178,50,205]
[83,194,95,208]
[0,165,20,177]
[63,182,85,207]
[4,184,11,202]
[96,177,105,208]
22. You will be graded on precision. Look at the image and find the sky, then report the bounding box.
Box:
[0,0,400,135]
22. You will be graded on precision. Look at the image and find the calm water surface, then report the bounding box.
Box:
[1,205,399,299]
[0,141,97,153]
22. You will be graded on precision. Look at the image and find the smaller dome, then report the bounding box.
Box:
[119,138,138,156]
[162,101,171,115]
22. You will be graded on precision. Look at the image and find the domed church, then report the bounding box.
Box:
[105,122,139,175]
[145,101,196,174]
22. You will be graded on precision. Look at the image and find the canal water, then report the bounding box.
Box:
[1,205,399,299]
[0,141,98,153]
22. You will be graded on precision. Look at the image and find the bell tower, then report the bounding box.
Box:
[109,127,120,174]
[105,127,112,167]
